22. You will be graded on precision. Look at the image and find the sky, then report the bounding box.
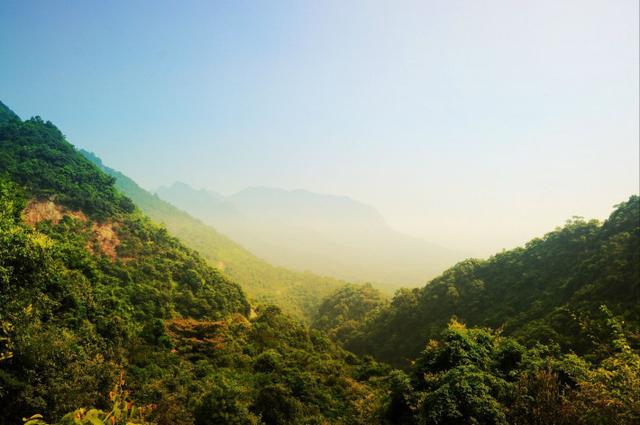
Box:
[1,0,638,256]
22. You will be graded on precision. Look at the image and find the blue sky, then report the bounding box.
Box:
[1,0,638,255]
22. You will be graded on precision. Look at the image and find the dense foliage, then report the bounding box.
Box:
[383,316,639,424]
[0,115,134,220]
[313,284,387,344]
[338,197,639,367]
[81,150,346,321]
[0,106,386,424]
[0,175,254,422]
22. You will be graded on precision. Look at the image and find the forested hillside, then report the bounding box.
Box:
[313,284,388,345]
[0,105,388,424]
[0,100,19,124]
[81,151,346,321]
[317,197,640,368]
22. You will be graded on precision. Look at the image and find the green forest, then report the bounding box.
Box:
[0,102,638,425]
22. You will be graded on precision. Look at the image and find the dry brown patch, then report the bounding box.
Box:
[23,200,64,225]
[23,199,120,261]
[23,200,87,226]
[165,318,228,354]
[91,221,120,260]
[67,210,87,222]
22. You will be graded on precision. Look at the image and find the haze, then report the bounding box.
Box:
[1,0,638,256]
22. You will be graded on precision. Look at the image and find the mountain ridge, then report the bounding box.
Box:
[157,181,463,288]
[0,100,20,124]
[320,195,640,367]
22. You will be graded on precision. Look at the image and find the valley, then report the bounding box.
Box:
[0,101,637,424]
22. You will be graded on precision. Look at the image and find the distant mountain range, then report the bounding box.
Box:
[157,182,463,288]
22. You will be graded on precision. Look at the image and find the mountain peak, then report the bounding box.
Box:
[0,100,20,124]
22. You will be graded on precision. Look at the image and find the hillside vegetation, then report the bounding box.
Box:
[315,197,640,368]
[0,106,388,424]
[313,284,388,345]
[81,151,345,321]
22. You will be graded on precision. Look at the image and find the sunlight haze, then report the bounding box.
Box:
[1,0,638,256]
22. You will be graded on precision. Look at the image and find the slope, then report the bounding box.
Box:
[322,197,640,367]
[0,100,20,125]
[81,151,346,321]
[157,182,462,289]
[0,103,387,425]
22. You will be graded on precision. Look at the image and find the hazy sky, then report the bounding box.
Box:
[1,0,638,256]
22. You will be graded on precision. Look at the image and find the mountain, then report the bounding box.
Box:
[157,182,462,289]
[0,103,387,424]
[155,182,240,222]
[82,151,346,321]
[318,196,640,368]
[0,100,20,124]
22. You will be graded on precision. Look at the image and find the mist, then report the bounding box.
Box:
[1,0,638,257]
